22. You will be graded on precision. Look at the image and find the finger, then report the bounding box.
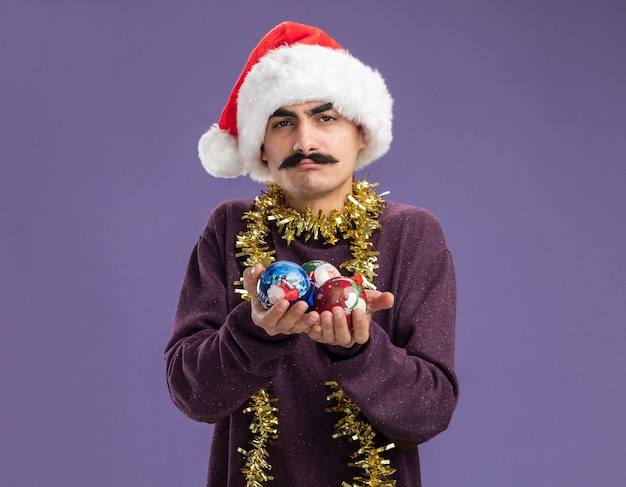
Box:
[252,298,290,335]
[319,310,336,343]
[306,311,323,340]
[281,300,310,330]
[243,264,264,296]
[331,307,353,345]
[264,298,291,320]
[380,291,395,310]
[366,290,395,313]
[288,306,318,334]
[351,308,370,344]
[264,300,310,335]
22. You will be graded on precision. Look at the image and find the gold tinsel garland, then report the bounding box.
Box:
[326,381,397,487]
[235,178,395,486]
[238,387,279,486]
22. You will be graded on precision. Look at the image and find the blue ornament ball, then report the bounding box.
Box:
[256,260,314,309]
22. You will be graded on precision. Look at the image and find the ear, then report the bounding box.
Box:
[260,143,267,162]
[359,127,369,150]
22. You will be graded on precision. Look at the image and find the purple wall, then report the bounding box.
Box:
[2,1,624,485]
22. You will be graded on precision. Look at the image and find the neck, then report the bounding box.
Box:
[281,178,355,216]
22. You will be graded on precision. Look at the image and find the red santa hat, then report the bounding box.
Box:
[198,21,393,182]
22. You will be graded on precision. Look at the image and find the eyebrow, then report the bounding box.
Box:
[269,102,334,119]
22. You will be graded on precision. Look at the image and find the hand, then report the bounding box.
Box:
[243,264,319,337]
[307,289,395,348]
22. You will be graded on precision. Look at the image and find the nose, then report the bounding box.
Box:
[292,122,319,154]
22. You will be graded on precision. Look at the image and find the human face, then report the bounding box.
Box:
[261,101,367,214]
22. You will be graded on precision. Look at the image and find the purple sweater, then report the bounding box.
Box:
[165,199,458,487]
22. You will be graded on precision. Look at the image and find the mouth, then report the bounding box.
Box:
[294,158,320,168]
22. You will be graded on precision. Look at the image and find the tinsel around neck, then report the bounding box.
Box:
[235,178,387,286]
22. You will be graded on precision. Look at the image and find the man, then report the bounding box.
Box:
[165,21,458,487]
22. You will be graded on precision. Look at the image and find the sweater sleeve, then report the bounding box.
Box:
[164,202,300,424]
[317,205,458,447]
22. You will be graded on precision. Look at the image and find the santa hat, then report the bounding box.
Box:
[198,21,393,182]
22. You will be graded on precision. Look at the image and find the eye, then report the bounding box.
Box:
[318,114,336,123]
[273,119,292,128]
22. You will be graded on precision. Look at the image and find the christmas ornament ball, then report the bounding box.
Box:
[302,260,342,288]
[256,260,314,309]
[314,276,367,327]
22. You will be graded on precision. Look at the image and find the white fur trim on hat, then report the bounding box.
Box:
[198,124,245,178]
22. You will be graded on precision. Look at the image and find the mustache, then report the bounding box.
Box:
[278,152,339,170]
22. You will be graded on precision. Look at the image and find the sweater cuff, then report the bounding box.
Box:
[318,342,365,361]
